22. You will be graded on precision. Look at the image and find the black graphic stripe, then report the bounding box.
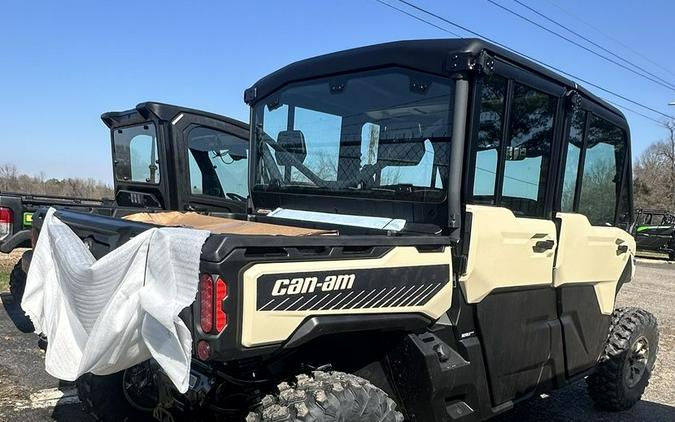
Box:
[255,264,450,311]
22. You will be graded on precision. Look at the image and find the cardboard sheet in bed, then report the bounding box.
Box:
[123,211,333,236]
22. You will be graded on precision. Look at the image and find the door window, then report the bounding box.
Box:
[561,107,586,212]
[187,126,249,200]
[501,83,557,217]
[577,116,627,226]
[473,74,507,203]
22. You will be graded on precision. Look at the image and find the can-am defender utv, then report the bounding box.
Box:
[33,39,657,421]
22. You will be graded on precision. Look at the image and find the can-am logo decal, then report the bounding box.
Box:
[272,274,356,296]
[255,265,450,312]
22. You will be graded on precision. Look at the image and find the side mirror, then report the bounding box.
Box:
[276,130,307,166]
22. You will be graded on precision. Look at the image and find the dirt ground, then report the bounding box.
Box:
[0,253,673,421]
[0,249,23,291]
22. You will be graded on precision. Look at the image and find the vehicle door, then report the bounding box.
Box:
[553,95,634,377]
[461,61,565,405]
[173,113,250,214]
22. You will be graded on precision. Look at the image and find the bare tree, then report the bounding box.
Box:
[634,120,675,210]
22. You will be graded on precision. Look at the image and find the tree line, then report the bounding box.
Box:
[0,163,113,199]
[634,120,675,210]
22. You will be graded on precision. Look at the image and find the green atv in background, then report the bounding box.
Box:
[635,209,675,260]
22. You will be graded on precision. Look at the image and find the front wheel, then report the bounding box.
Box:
[246,371,403,422]
[587,307,659,411]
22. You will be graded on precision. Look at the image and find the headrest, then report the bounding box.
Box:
[275,130,307,166]
[376,125,424,166]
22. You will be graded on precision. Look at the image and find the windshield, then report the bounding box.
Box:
[113,123,160,183]
[252,68,454,202]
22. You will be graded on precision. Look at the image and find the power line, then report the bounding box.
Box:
[486,0,675,92]
[511,0,675,91]
[387,0,675,120]
[374,0,461,37]
[546,0,675,79]
[603,99,665,125]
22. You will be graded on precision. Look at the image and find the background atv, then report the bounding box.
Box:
[4,102,250,314]
[635,209,675,260]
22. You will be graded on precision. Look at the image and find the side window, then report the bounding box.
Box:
[577,116,626,226]
[501,83,557,217]
[473,75,507,203]
[561,106,586,212]
[187,126,249,199]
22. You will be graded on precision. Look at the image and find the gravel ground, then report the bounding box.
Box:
[0,254,673,421]
[0,249,23,291]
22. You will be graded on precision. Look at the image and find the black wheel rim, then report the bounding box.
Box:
[624,336,649,389]
[122,363,160,412]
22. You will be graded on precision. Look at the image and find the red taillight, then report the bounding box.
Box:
[215,277,228,332]
[0,207,12,241]
[200,274,214,333]
[200,274,228,334]
[196,340,211,360]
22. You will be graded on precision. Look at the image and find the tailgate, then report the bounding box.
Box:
[196,236,453,357]
[242,246,452,346]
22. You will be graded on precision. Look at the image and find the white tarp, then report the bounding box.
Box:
[21,208,210,393]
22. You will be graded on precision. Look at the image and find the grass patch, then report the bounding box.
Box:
[0,271,9,293]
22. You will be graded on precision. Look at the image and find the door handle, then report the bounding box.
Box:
[533,239,555,253]
[616,244,629,255]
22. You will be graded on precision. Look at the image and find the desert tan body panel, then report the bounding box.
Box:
[460,204,557,303]
[554,212,635,314]
[240,246,453,347]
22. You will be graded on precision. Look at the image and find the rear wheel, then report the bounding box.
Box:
[8,261,26,303]
[587,307,659,411]
[8,261,34,332]
[77,363,159,422]
[246,371,403,422]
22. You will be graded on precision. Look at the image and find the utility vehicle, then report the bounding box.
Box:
[635,208,675,260]
[32,39,657,421]
[4,102,250,309]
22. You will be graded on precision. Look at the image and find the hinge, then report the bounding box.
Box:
[447,50,495,77]
[244,87,257,105]
[564,89,582,112]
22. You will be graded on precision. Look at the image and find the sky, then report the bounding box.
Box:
[1,0,674,184]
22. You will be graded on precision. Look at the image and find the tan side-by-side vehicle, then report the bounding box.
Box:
[29,39,658,421]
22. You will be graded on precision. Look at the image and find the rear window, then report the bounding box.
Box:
[113,123,160,184]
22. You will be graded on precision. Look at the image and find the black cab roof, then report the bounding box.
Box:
[246,38,624,121]
[101,101,248,130]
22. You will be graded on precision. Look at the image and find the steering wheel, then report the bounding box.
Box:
[226,192,247,202]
